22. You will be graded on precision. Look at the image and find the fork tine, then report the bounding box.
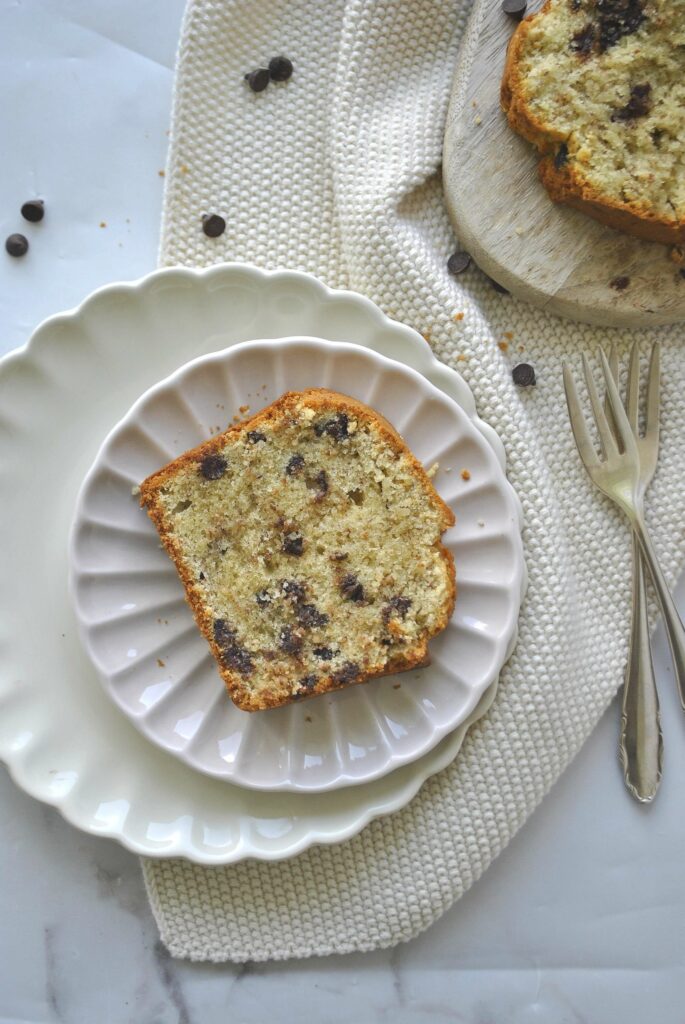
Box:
[599,348,637,457]
[563,363,599,468]
[627,340,640,432]
[604,343,621,444]
[645,341,661,443]
[582,353,617,459]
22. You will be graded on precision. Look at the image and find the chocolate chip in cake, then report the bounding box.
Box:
[611,83,652,122]
[295,603,329,628]
[5,233,28,257]
[447,250,471,276]
[199,453,228,479]
[199,571,205,581]
[650,128,664,147]
[331,551,348,562]
[512,362,536,387]
[570,22,596,54]
[680,269,685,281]
[313,469,328,497]
[213,619,253,676]
[255,589,271,607]
[502,0,527,20]
[268,56,293,81]
[21,199,44,223]
[296,674,318,695]
[247,430,267,444]
[314,413,349,441]
[285,453,305,475]
[597,0,645,52]
[244,67,270,92]
[340,573,365,603]
[282,532,304,556]
[554,143,569,169]
[610,275,630,290]
[332,661,360,685]
[313,646,335,661]
[382,595,412,623]
[281,579,306,601]
[279,625,303,655]
[202,214,226,238]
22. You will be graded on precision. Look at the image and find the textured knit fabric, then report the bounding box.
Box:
[143,0,685,962]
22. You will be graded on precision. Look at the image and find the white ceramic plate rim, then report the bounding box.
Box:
[0,263,526,862]
[70,337,523,791]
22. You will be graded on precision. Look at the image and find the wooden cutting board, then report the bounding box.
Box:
[443,0,685,328]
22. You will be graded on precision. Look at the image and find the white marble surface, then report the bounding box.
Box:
[1,2,684,1021]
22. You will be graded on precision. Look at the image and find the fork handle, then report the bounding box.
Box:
[633,515,685,712]
[620,533,663,802]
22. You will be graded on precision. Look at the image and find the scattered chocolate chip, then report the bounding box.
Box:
[202,214,226,238]
[296,603,329,628]
[279,625,303,655]
[502,0,527,19]
[610,275,630,290]
[255,589,271,607]
[382,596,412,624]
[285,453,305,475]
[281,579,306,601]
[340,573,365,603]
[268,55,293,81]
[332,661,360,685]
[244,67,270,92]
[597,0,645,51]
[512,362,536,387]
[247,430,267,444]
[5,233,28,257]
[213,619,253,676]
[314,413,349,441]
[21,199,44,223]
[612,83,651,122]
[447,251,471,276]
[282,532,304,556]
[199,453,228,479]
[570,22,595,54]
[554,143,569,169]
[313,646,335,661]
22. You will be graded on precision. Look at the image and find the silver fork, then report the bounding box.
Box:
[564,347,685,787]
[606,343,662,802]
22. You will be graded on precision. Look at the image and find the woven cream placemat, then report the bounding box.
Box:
[142,0,685,961]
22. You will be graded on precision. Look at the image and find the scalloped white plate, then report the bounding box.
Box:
[0,264,525,862]
[70,338,524,792]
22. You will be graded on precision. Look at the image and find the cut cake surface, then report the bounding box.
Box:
[140,388,456,711]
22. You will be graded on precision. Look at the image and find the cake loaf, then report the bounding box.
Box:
[140,389,456,711]
[502,0,685,244]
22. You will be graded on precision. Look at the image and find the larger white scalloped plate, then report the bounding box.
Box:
[0,264,525,862]
[70,339,523,792]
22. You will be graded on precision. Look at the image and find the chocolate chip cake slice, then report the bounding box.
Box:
[502,0,685,243]
[140,389,456,712]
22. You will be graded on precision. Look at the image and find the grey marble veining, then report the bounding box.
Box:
[1,1,685,1022]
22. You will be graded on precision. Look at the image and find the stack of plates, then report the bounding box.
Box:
[0,264,525,864]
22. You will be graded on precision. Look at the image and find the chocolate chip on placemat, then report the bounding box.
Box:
[5,234,28,257]
[447,251,471,276]
[244,68,270,92]
[512,363,536,387]
[21,199,44,223]
[269,56,293,81]
[502,0,527,20]
[202,214,226,238]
